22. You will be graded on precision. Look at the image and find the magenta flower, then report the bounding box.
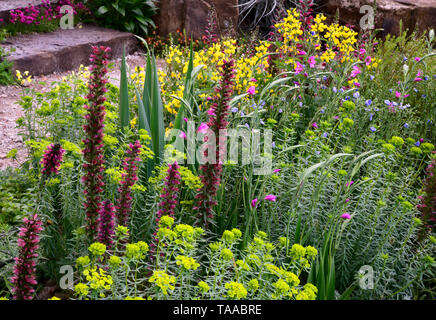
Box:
[179,131,187,139]
[116,140,142,229]
[247,85,256,95]
[251,198,258,208]
[341,213,351,220]
[345,181,354,187]
[312,122,318,129]
[40,143,65,177]
[365,56,372,66]
[350,65,361,78]
[308,56,316,68]
[10,214,43,300]
[273,169,281,173]
[295,62,304,74]
[264,194,277,202]
[198,123,209,133]
[415,57,421,61]
[395,91,402,98]
[359,48,366,55]
[81,45,111,242]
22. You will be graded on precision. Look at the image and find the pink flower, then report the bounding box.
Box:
[247,85,256,95]
[312,122,318,129]
[297,50,307,55]
[251,198,258,208]
[350,65,361,78]
[395,91,402,98]
[365,56,372,66]
[179,131,187,139]
[415,57,421,61]
[183,117,188,122]
[295,62,304,74]
[264,194,277,202]
[341,213,351,219]
[273,169,281,173]
[359,48,366,55]
[308,56,316,68]
[197,123,209,133]
[345,181,354,187]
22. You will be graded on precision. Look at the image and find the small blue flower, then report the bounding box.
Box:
[272,141,276,148]
[332,87,337,93]
[365,99,372,106]
[404,123,409,128]
[374,107,380,112]
[353,91,360,99]
[260,119,265,125]
[320,108,325,114]
[339,88,344,93]
[370,126,377,132]
[370,75,375,80]
[278,108,283,113]
[403,56,408,61]
[389,89,393,93]
[322,132,328,138]
[424,76,429,81]
[240,111,245,116]
[315,150,321,155]
[415,141,420,147]
[298,102,303,107]
[244,123,250,129]
[231,107,238,113]
[311,31,316,35]
[323,76,327,81]
[422,94,427,98]
[413,88,418,93]
[369,114,373,121]
[384,100,391,105]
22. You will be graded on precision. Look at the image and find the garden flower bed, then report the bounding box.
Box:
[0,1,435,302]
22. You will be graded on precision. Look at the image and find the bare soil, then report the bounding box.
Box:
[0,52,151,170]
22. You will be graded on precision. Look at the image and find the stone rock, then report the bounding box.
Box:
[320,0,436,35]
[1,25,138,76]
[155,0,239,40]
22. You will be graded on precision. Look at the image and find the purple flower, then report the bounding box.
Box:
[365,99,372,106]
[345,181,354,187]
[273,169,281,173]
[247,85,256,95]
[231,107,238,113]
[341,213,351,220]
[264,194,277,202]
[370,126,376,132]
[251,198,258,208]
[198,123,209,133]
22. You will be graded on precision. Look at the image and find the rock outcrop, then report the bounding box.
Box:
[154,0,239,40]
[320,0,436,35]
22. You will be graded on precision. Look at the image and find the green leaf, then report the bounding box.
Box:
[119,47,130,131]
[97,6,109,15]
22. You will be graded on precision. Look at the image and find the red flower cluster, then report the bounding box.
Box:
[150,161,181,256]
[116,140,142,228]
[417,153,436,239]
[10,214,43,300]
[40,143,65,177]
[81,45,111,242]
[193,59,235,228]
[98,200,116,250]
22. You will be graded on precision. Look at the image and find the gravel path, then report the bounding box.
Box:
[0,52,150,170]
